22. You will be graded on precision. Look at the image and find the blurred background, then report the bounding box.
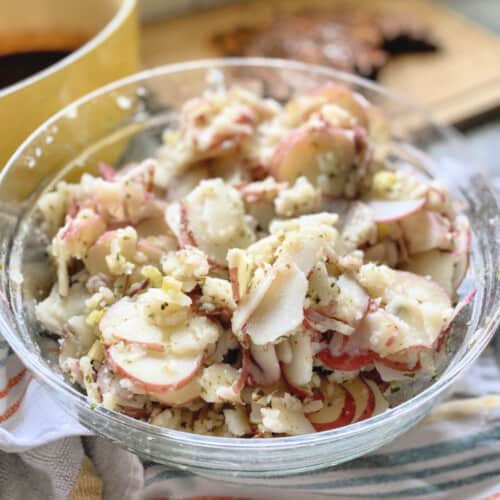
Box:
[137,0,500,182]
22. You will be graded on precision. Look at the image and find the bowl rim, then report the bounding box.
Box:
[2,57,500,455]
[0,0,136,100]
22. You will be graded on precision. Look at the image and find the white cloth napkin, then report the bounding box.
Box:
[1,333,500,500]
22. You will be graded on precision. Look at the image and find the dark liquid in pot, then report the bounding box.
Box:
[0,50,72,90]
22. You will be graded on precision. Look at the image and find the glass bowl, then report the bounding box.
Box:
[1,59,499,481]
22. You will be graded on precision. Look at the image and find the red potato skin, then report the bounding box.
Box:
[435,289,476,352]
[270,124,354,183]
[353,379,375,422]
[104,347,202,393]
[232,348,250,393]
[310,386,356,432]
[229,267,241,303]
[370,198,427,224]
[304,287,370,332]
[318,349,378,371]
[311,82,369,129]
[318,347,422,373]
[377,356,420,372]
[179,201,228,271]
[110,336,166,353]
[60,211,104,242]
[179,200,198,248]
[121,407,151,419]
[303,308,354,335]
[136,240,163,262]
[98,162,117,181]
[270,128,306,178]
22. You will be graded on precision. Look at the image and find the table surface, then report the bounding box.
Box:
[439,0,500,182]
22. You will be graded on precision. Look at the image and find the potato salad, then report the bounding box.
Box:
[35,80,471,437]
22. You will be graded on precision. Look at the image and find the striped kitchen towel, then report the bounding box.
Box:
[1,333,500,500]
[0,338,91,453]
[140,352,500,500]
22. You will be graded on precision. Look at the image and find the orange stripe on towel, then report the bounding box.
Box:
[0,369,27,398]
[0,376,31,423]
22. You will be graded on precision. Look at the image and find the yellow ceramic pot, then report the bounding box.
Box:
[0,0,139,168]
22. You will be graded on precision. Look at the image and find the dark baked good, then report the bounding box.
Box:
[213,10,439,80]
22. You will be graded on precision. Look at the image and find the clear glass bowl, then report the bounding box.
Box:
[1,59,499,480]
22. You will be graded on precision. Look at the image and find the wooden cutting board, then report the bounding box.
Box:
[141,0,500,126]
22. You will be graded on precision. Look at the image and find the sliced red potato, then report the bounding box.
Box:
[308,261,335,306]
[364,379,389,415]
[136,240,163,265]
[232,348,250,393]
[165,202,194,248]
[333,275,370,327]
[282,330,313,389]
[270,125,355,186]
[400,211,453,254]
[376,351,420,371]
[318,348,376,371]
[452,215,471,290]
[341,202,377,249]
[84,231,116,275]
[232,264,277,334]
[365,198,426,223]
[344,377,374,422]
[260,405,315,436]
[150,377,201,406]
[303,308,354,336]
[98,162,117,181]
[58,209,106,251]
[227,248,254,304]
[243,262,308,345]
[100,298,166,352]
[435,289,476,352]
[383,268,451,310]
[276,338,293,364]
[403,250,456,298]
[85,228,164,275]
[200,363,241,403]
[328,331,350,355]
[239,177,286,203]
[167,315,220,357]
[306,382,355,431]
[106,343,202,392]
[363,240,399,267]
[276,229,328,276]
[183,179,255,267]
[249,343,281,386]
[312,82,370,128]
[355,265,453,356]
[373,360,420,382]
[347,307,435,359]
